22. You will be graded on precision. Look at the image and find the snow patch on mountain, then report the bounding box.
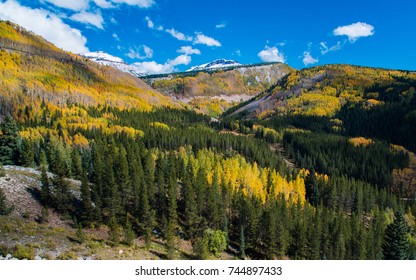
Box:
[187,59,241,72]
[80,51,145,77]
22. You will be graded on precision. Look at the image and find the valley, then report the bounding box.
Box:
[1,19,416,261]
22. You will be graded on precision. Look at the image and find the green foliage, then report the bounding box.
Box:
[76,224,86,244]
[284,131,409,187]
[123,217,135,247]
[108,216,122,247]
[382,210,412,260]
[193,237,210,260]
[0,115,20,165]
[13,244,35,260]
[203,229,227,257]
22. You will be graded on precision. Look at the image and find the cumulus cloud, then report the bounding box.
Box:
[333,22,374,42]
[320,41,343,55]
[177,46,201,55]
[43,0,89,11]
[92,0,115,8]
[70,11,104,29]
[258,46,285,63]
[302,51,319,66]
[111,0,155,8]
[166,28,193,41]
[194,33,221,47]
[131,54,192,75]
[0,0,88,53]
[127,45,153,59]
[215,23,226,29]
[168,54,191,66]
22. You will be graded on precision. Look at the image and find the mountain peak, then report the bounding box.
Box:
[188,59,241,72]
[81,51,125,64]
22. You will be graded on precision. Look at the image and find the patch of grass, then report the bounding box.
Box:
[56,250,78,260]
[13,244,35,260]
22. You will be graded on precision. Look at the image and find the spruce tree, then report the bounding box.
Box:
[80,171,93,225]
[0,116,19,165]
[382,210,411,260]
[40,164,51,206]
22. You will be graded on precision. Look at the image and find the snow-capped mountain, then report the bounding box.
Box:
[80,51,144,77]
[187,59,241,72]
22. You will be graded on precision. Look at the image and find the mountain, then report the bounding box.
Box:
[0,20,175,118]
[187,59,241,72]
[145,62,293,116]
[226,64,416,151]
[80,51,145,77]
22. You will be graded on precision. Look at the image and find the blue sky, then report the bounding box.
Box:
[0,0,415,74]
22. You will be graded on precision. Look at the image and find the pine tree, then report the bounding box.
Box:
[165,161,178,260]
[108,215,121,246]
[124,216,135,247]
[382,210,411,260]
[19,138,34,167]
[0,116,19,165]
[80,171,93,225]
[40,164,51,206]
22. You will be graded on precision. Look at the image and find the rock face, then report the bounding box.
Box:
[142,62,293,115]
[147,63,292,97]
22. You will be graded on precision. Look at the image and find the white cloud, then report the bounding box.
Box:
[168,54,191,66]
[145,16,154,29]
[127,45,153,59]
[131,61,174,75]
[320,41,343,55]
[43,0,89,11]
[166,28,193,41]
[333,22,374,42]
[177,46,201,55]
[194,33,221,47]
[110,17,117,24]
[215,23,226,29]
[258,46,285,63]
[302,51,318,66]
[112,33,120,41]
[0,0,88,53]
[131,54,192,75]
[70,11,104,29]
[111,0,155,8]
[92,0,114,8]
[233,50,241,57]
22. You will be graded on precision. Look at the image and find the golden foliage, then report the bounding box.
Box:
[349,137,374,147]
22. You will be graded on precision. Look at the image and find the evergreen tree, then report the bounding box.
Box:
[108,215,121,246]
[0,116,19,165]
[40,165,51,206]
[80,171,93,225]
[19,138,34,167]
[165,161,178,260]
[124,216,135,247]
[382,210,411,260]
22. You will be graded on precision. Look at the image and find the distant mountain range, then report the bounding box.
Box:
[187,59,241,72]
[81,52,244,77]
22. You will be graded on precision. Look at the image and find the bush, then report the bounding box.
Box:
[13,244,35,260]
